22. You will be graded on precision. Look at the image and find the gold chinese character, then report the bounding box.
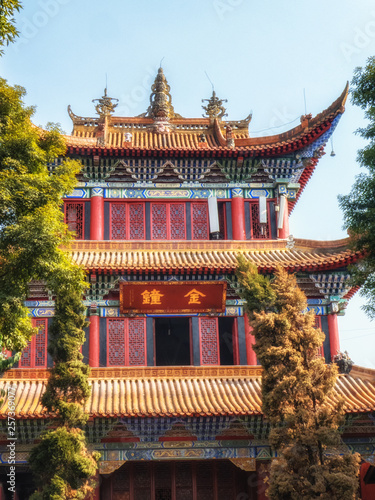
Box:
[141,290,151,304]
[184,289,206,305]
[141,289,164,305]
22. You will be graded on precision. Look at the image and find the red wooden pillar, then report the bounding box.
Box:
[90,188,104,240]
[0,483,4,500]
[328,313,340,361]
[360,462,375,500]
[244,314,257,365]
[256,461,270,500]
[231,189,246,240]
[278,195,289,239]
[89,313,100,368]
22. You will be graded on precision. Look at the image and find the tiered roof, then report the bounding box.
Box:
[65,73,348,159]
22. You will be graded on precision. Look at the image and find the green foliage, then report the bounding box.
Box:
[236,255,277,318]
[0,77,99,496]
[236,260,360,499]
[30,270,99,496]
[0,0,22,54]
[0,78,81,369]
[41,276,91,427]
[29,427,100,500]
[339,56,375,318]
[30,221,99,495]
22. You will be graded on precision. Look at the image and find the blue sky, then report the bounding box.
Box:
[2,0,375,368]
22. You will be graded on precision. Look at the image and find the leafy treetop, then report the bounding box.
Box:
[339,56,375,319]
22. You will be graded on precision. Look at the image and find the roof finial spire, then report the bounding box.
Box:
[202,90,228,120]
[92,88,118,117]
[146,67,177,120]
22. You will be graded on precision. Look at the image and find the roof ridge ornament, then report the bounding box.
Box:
[92,88,119,117]
[146,67,179,121]
[202,90,228,120]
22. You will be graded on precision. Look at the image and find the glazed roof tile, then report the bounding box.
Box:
[67,238,361,274]
[1,366,374,419]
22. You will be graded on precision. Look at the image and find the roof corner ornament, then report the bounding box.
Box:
[202,90,228,120]
[286,234,295,249]
[300,113,312,128]
[92,88,119,117]
[225,125,235,149]
[146,67,179,123]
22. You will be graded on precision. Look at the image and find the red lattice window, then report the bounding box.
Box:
[111,203,127,239]
[107,318,146,366]
[151,203,187,240]
[199,317,219,365]
[108,319,126,366]
[64,201,84,240]
[170,203,186,239]
[151,203,168,239]
[20,319,47,368]
[110,203,145,240]
[128,318,146,366]
[129,203,145,239]
[192,202,209,240]
[249,201,270,239]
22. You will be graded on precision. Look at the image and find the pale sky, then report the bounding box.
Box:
[2,0,375,368]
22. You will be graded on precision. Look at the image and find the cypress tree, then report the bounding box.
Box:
[236,257,360,499]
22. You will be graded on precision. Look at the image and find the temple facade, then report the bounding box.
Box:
[0,69,374,499]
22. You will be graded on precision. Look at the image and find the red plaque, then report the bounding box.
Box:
[120,281,227,314]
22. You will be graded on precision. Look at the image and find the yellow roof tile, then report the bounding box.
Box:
[1,366,374,419]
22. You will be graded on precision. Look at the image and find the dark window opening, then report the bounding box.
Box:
[155,317,191,366]
[219,317,236,365]
[245,201,272,239]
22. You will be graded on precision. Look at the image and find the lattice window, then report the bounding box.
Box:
[108,319,126,366]
[34,319,47,367]
[250,202,270,239]
[196,462,214,500]
[108,318,146,366]
[111,203,127,240]
[155,462,172,500]
[128,319,146,366]
[20,319,47,368]
[110,203,145,240]
[113,465,130,496]
[133,463,151,498]
[151,203,168,240]
[129,203,145,239]
[199,318,219,365]
[192,202,209,240]
[176,462,193,500]
[20,341,32,368]
[170,203,186,240]
[64,202,84,239]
